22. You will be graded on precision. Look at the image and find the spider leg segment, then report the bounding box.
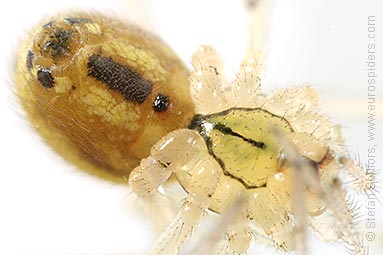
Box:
[339,156,376,193]
[129,129,223,254]
[190,45,265,111]
[129,154,174,232]
[275,128,367,255]
[229,50,263,108]
[209,180,252,254]
[184,196,248,255]
[190,45,228,114]
[330,125,376,193]
[222,216,253,254]
[149,194,209,255]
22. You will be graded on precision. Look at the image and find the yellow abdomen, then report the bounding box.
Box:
[15,13,195,181]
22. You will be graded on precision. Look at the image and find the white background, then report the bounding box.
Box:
[0,0,382,254]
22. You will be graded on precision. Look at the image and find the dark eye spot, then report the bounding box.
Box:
[42,21,54,29]
[41,28,73,58]
[153,94,169,112]
[37,68,54,88]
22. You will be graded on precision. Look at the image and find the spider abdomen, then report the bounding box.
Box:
[15,13,195,180]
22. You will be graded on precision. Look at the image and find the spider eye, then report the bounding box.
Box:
[37,17,82,66]
[37,68,54,88]
[153,94,169,112]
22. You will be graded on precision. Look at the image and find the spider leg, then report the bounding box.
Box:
[307,212,342,242]
[212,179,252,255]
[331,125,376,193]
[339,156,376,193]
[229,51,263,108]
[150,155,223,254]
[291,154,308,255]
[270,218,296,252]
[325,178,366,255]
[275,129,367,255]
[221,217,252,255]
[129,156,174,232]
[190,45,228,114]
[129,129,210,232]
[150,194,209,255]
[183,177,248,255]
[130,128,223,254]
[266,132,309,255]
[244,0,270,53]
[246,187,291,253]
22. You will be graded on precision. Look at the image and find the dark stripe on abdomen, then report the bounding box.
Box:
[87,54,152,103]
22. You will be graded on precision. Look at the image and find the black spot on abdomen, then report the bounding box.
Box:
[87,54,152,103]
[37,68,54,88]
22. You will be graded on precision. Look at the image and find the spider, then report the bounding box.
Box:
[8,1,379,254]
